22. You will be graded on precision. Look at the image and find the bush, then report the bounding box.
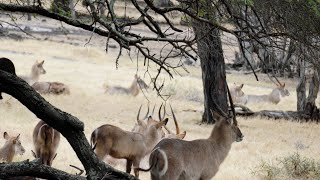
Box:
[252,152,320,180]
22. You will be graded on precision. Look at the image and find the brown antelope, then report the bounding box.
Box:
[138,110,243,180]
[32,81,70,95]
[241,83,290,105]
[19,60,46,85]
[0,132,25,162]
[230,83,245,104]
[33,120,60,166]
[90,113,168,177]
[105,74,149,96]
[0,57,16,100]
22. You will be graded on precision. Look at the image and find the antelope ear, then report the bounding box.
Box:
[156,118,168,129]
[3,132,9,139]
[240,84,244,89]
[39,60,44,65]
[282,83,285,87]
[15,134,20,141]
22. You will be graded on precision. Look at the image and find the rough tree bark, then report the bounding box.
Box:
[0,70,136,179]
[192,14,228,124]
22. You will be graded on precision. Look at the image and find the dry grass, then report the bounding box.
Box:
[0,37,320,180]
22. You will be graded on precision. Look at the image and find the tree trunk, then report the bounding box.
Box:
[296,60,306,112]
[192,18,228,124]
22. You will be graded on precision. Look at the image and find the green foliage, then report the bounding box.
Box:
[50,0,72,17]
[252,152,320,180]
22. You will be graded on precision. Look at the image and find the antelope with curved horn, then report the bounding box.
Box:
[33,120,61,166]
[0,132,25,162]
[90,105,168,177]
[138,108,243,180]
[19,60,46,85]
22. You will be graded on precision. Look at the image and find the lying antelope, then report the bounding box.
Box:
[19,60,46,85]
[0,57,16,100]
[230,83,245,104]
[138,110,243,180]
[32,81,70,95]
[90,110,168,177]
[0,132,25,162]
[33,120,61,166]
[105,74,149,96]
[240,83,290,105]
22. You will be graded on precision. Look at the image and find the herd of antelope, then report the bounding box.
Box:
[0,57,292,179]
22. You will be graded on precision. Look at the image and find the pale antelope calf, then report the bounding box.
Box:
[105,74,148,96]
[32,81,70,95]
[242,83,290,104]
[33,120,60,166]
[90,117,168,177]
[230,83,245,104]
[139,110,243,180]
[0,132,25,162]
[19,60,46,85]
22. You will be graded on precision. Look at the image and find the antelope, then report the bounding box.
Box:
[90,110,168,177]
[105,74,149,96]
[230,83,245,104]
[19,60,46,85]
[241,83,290,105]
[0,132,25,162]
[33,120,60,166]
[0,57,16,100]
[132,104,186,139]
[32,81,70,95]
[138,110,243,180]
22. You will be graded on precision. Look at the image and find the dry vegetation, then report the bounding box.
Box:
[0,28,320,179]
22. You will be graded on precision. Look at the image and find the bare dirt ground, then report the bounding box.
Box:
[0,13,320,180]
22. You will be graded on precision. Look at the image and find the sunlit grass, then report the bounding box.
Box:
[0,38,319,180]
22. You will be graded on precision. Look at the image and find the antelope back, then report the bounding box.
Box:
[33,120,60,166]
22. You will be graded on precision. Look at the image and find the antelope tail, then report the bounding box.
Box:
[136,148,168,176]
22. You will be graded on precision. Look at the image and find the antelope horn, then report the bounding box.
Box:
[170,104,180,135]
[137,104,150,121]
[137,104,142,121]
[144,104,150,120]
[151,104,156,117]
[159,103,163,121]
[226,81,238,126]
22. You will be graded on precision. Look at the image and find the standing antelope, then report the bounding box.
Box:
[0,57,16,100]
[33,120,60,166]
[138,110,243,180]
[241,83,290,104]
[90,111,168,177]
[0,132,25,162]
[19,60,46,85]
[105,74,149,96]
[230,83,245,104]
[32,81,70,95]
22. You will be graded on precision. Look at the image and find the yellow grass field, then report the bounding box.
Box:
[0,37,320,180]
